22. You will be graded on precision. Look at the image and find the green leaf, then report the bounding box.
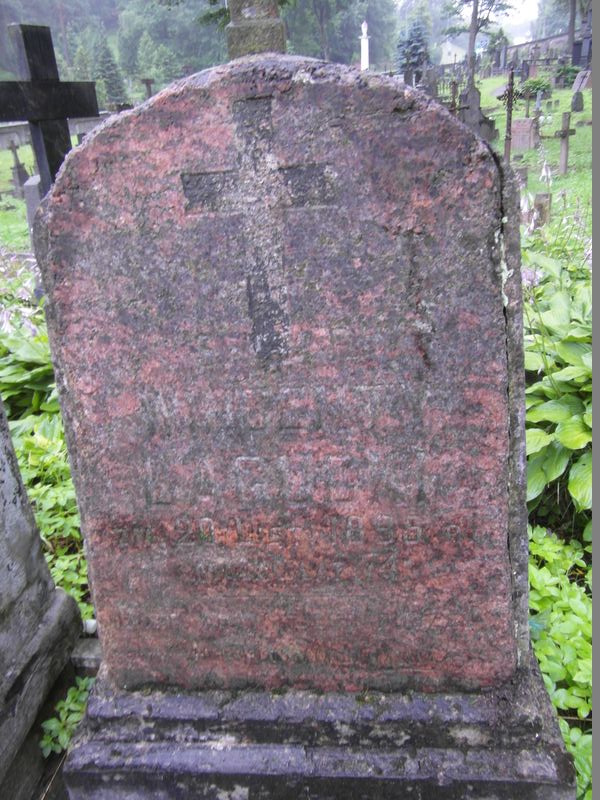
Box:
[526,396,584,423]
[550,366,590,383]
[526,428,554,456]
[541,442,571,483]
[582,410,592,428]
[568,453,592,511]
[527,453,548,501]
[555,417,592,450]
[582,520,592,542]
[555,341,592,367]
[539,291,571,336]
[524,350,546,371]
[527,251,562,277]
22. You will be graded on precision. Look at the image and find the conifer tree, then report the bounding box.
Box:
[137,31,157,79]
[73,43,92,80]
[96,40,129,106]
[153,44,180,84]
[396,13,430,83]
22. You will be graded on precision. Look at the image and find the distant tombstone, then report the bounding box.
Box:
[35,56,575,798]
[458,83,497,142]
[572,69,592,91]
[23,174,42,235]
[511,116,539,151]
[571,91,584,112]
[535,89,543,111]
[0,401,80,800]
[418,65,438,98]
[500,44,508,68]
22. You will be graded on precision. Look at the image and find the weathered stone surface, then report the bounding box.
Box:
[457,84,498,143]
[0,400,81,786]
[64,658,575,799]
[36,56,524,694]
[571,91,584,112]
[511,117,540,152]
[226,0,286,59]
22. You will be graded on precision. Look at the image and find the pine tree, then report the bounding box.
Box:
[137,31,157,79]
[96,41,129,106]
[397,14,430,82]
[153,44,180,85]
[73,43,92,80]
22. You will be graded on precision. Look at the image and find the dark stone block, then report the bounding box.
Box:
[64,659,575,798]
[571,91,584,112]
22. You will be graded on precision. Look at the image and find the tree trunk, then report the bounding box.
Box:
[567,0,577,57]
[467,0,479,87]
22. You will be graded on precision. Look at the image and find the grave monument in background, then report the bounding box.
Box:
[34,3,574,797]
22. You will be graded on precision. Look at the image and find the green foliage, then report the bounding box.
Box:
[529,525,592,798]
[40,677,95,757]
[554,62,580,86]
[485,25,509,52]
[521,76,552,97]
[396,10,430,77]
[0,265,91,619]
[522,209,592,798]
[96,39,129,106]
[443,0,513,38]
[136,30,157,78]
[522,234,592,537]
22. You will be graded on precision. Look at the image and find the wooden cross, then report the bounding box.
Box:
[503,68,515,162]
[0,24,98,195]
[555,112,576,176]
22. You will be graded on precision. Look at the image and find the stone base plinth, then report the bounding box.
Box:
[0,588,81,796]
[64,659,574,799]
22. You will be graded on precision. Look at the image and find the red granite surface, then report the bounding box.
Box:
[37,56,517,692]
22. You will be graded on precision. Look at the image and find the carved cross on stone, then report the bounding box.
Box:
[226,0,286,59]
[0,25,98,195]
[181,96,337,367]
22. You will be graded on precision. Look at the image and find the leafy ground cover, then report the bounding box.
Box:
[0,79,592,793]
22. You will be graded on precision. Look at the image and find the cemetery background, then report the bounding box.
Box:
[0,9,592,800]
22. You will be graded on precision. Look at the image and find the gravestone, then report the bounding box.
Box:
[572,69,592,91]
[458,83,498,142]
[35,55,574,798]
[571,91,584,112]
[511,116,540,151]
[0,400,80,800]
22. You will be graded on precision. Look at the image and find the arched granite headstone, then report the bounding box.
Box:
[35,56,574,798]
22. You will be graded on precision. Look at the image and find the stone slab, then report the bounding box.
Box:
[36,55,527,694]
[0,588,81,786]
[572,70,591,92]
[64,657,575,799]
[511,117,539,152]
[0,399,81,785]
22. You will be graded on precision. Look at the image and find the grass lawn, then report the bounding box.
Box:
[477,77,592,234]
